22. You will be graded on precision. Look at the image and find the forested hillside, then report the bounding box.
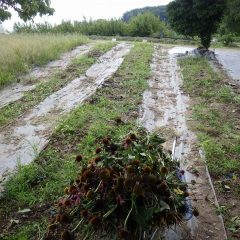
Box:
[122,6,167,22]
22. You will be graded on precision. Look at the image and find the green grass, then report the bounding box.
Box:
[0,42,153,239]
[0,41,117,127]
[179,57,240,177]
[179,57,240,238]
[0,33,89,88]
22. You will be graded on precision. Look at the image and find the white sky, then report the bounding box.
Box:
[2,0,171,31]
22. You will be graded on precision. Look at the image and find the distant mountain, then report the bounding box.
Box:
[122,6,167,22]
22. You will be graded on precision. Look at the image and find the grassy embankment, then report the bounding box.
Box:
[0,34,88,88]
[0,41,117,127]
[0,42,153,239]
[179,57,240,238]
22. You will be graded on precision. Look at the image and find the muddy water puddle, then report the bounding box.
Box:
[0,43,132,178]
[139,45,226,239]
[0,44,91,109]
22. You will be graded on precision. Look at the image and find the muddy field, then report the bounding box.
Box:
[0,42,132,177]
[0,44,91,109]
[0,40,239,239]
[140,45,226,239]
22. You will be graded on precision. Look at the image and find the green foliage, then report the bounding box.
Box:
[179,57,240,176]
[0,0,54,22]
[218,0,240,45]
[222,0,240,34]
[0,41,115,127]
[122,5,167,22]
[0,33,88,88]
[14,16,173,38]
[219,33,235,46]
[0,43,154,238]
[167,0,225,49]
[128,12,165,37]
[48,130,186,239]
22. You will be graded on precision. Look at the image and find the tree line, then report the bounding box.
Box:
[13,13,174,38]
[167,0,240,48]
[1,0,239,49]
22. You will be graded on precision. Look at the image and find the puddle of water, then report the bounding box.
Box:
[0,43,132,177]
[214,48,240,82]
[0,45,91,109]
[168,46,195,56]
[139,45,227,239]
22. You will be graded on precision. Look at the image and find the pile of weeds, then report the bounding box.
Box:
[46,130,188,240]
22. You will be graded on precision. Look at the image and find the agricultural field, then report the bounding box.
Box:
[0,34,88,88]
[0,33,239,240]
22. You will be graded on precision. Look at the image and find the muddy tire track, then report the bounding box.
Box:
[0,43,132,179]
[0,44,91,109]
[140,45,226,240]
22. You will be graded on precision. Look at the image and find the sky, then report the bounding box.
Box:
[2,0,171,31]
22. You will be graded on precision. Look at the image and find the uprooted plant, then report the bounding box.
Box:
[46,129,191,239]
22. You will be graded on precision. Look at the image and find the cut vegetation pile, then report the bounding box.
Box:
[47,130,188,239]
[0,34,88,88]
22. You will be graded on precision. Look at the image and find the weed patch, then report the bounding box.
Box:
[179,56,240,238]
[0,34,89,88]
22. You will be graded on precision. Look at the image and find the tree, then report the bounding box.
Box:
[128,12,161,37]
[222,0,240,34]
[0,0,54,22]
[167,0,225,49]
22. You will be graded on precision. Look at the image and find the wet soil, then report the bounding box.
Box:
[0,43,132,180]
[0,45,91,109]
[139,45,227,239]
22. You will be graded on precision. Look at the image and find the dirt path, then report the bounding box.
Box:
[0,44,91,109]
[140,45,227,239]
[214,48,240,84]
[0,43,132,179]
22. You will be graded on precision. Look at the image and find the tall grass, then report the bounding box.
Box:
[0,33,88,88]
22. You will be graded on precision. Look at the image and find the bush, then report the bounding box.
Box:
[219,33,234,46]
